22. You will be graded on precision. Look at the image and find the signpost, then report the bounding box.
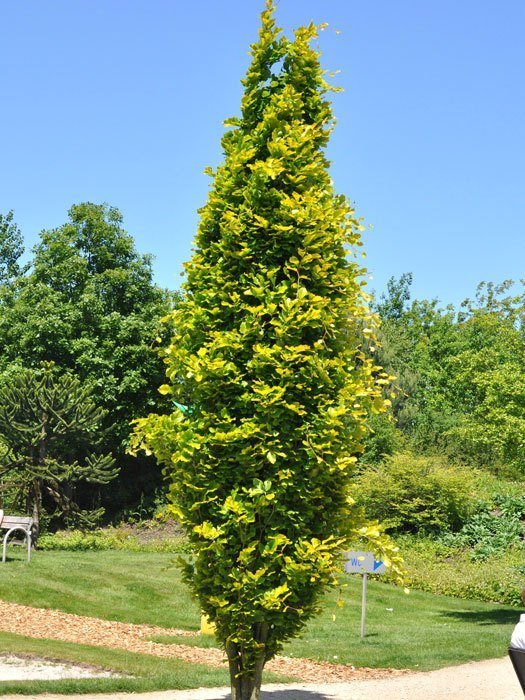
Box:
[345,551,386,639]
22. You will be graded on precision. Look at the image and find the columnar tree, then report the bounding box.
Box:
[0,363,118,537]
[132,3,401,698]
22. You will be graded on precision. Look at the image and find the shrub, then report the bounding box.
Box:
[38,524,188,553]
[439,493,525,561]
[353,452,478,533]
[494,493,525,518]
[462,473,525,513]
[393,535,524,606]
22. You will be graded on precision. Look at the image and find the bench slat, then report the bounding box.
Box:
[1,517,33,529]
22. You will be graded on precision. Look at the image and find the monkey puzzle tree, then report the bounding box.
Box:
[0,363,118,537]
[132,3,402,698]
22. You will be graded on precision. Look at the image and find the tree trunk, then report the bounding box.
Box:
[31,410,47,544]
[228,654,265,700]
[227,623,268,700]
[31,477,42,544]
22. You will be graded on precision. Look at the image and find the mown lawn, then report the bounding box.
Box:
[286,578,517,670]
[0,549,518,678]
[0,550,198,629]
[0,631,232,695]
[152,577,517,672]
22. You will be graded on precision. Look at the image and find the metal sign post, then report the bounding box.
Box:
[345,551,386,639]
[361,572,367,639]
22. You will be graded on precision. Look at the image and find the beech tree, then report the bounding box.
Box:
[133,3,402,698]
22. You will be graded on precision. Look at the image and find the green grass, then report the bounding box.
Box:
[0,549,199,629]
[0,550,289,693]
[0,549,518,686]
[286,577,516,671]
[0,631,231,695]
[150,577,517,672]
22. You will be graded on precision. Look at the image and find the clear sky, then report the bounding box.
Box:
[1,0,524,307]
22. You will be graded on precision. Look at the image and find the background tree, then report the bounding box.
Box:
[133,4,402,698]
[0,203,175,516]
[0,363,118,538]
[375,272,413,322]
[436,283,525,476]
[368,275,525,477]
[0,210,27,285]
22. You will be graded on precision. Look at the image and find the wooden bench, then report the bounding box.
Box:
[1,514,33,563]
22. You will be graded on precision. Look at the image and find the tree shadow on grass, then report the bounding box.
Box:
[439,607,520,626]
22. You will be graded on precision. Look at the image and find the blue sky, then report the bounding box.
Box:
[1,0,524,307]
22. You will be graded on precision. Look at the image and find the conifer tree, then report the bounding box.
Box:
[133,3,402,697]
[0,363,118,537]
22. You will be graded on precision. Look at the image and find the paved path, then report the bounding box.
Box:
[0,657,521,700]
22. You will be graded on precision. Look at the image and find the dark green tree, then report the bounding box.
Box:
[0,203,175,515]
[0,364,118,538]
[368,274,425,454]
[375,273,413,321]
[133,4,402,697]
[0,211,26,284]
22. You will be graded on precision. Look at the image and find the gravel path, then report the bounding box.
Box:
[0,657,521,700]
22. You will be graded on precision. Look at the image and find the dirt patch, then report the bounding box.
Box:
[0,599,407,683]
[0,653,120,681]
